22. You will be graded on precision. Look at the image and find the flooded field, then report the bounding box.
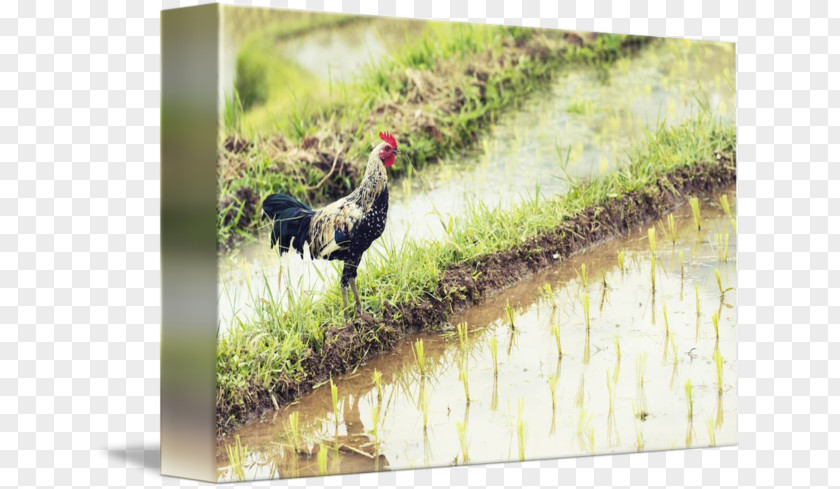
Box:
[216,186,737,481]
[217,39,735,334]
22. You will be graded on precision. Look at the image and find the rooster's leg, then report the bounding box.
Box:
[341,286,349,319]
[349,278,372,322]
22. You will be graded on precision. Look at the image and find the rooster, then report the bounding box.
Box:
[262,131,399,319]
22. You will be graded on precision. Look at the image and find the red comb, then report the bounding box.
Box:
[379,131,397,148]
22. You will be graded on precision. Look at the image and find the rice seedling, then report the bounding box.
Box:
[551,321,562,358]
[285,411,301,454]
[706,417,717,447]
[489,336,499,376]
[689,197,701,230]
[372,369,383,401]
[659,214,677,244]
[456,420,469,464]
[606,368,615,415]
[714,268,732,298]
[711,310,720,340]
[713,347,724,394]
[719,194,732,218]
[685,379,694,420]
[582,293,591,331]
[516,398,526,461]
[505,299,516,331]
[413,339,426,377]
[578,263,588,288]
[730,217,737,232]
[456,322,469,354]
[679,250,684,280]
[226,434,248,481]
[583,330,591,365]
[316,443,328,476]
[458,362,470,404]
[617,250,626,273]
[662,300,670,336]
[715,233,730,262]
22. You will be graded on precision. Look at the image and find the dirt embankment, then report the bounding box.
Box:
[217,151,735,436]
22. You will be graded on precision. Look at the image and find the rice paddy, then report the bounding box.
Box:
[216,186,737,480]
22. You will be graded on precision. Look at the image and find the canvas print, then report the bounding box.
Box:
[213,6,736,481]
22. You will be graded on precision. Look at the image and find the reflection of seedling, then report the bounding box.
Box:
[459,362,470,404]
[648,227,657,256]
[695,284,701,317]
[662,300,670,336]
[582,293,590,331]
[575,374,585,408]
[285,412,301,454]
[650,255,656,292]
[330,377,339,426]
[689,197,701,230]
[413,339,426,376]
[226,434,248,481]
[456,420,469,464]
[371,404,380,454]
[719,194,732,218]
[679,251,684,280]
[617,250,625,272]
[578,263,588,288]
[706,418,717,447]
[317,443,328,476]
[516,398,526,461]
[714,347,724,394]
[606,369,615,415]
[420,388,430,430]
[548,373,558,409]
[711,311,720,340]
[632,403,645,451]
[659,214,677,244]
[505,300,516,330]
[715,233,730,262]
[489,336,498,376]
[635,354,648,419]
[685,380,694,420]
[551,321,562,358]
[373,369,383,400]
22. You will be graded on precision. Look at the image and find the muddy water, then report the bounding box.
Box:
[218,38,735,334]
[216,186,737,481]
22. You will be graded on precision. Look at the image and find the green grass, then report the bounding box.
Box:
[217,24,652,246]
[216,112,736,432]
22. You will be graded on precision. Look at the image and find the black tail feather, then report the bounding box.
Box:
[262,193,314,255]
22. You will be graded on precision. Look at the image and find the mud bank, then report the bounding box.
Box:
[217,141,735,436]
